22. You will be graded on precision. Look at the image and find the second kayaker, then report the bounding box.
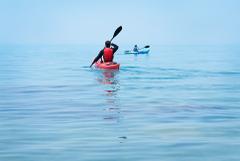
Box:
[133,45,139,52]
[90,41,118,67]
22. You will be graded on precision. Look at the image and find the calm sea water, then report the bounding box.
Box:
[0,44,240,161]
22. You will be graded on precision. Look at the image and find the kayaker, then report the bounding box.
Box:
[133,45,139,52]
[90,41,118,67]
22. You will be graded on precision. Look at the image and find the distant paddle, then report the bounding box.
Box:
[139,45,150,50]
[90,26,122,67]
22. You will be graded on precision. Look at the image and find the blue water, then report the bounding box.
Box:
[0,44,240,161]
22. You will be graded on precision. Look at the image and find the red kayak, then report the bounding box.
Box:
[95,61,120,70]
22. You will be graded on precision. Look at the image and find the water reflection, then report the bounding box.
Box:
[96,70,119,85]
[95,69,121,123]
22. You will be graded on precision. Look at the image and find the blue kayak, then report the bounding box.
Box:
[124,48,150,54]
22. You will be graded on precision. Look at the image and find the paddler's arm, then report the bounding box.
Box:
[111,43,118,54]
[90,49,104,67]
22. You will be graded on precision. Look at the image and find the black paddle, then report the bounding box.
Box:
[138,45,150,50]
[110,26,122,42]
[90,26,122,67]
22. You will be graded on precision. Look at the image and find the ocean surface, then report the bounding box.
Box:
[0,44,240,161]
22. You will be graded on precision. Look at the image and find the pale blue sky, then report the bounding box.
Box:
[0,0,240,45]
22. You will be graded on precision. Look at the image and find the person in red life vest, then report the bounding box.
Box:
[90,41,118,67]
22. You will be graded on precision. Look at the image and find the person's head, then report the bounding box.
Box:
[134,45,137,47]
[105,41,111,48]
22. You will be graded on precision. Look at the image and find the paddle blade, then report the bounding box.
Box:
[144,45,150,48]
[110,26,122,42]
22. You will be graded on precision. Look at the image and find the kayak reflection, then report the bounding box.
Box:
[96,70,119,86]
[95,69,121,122]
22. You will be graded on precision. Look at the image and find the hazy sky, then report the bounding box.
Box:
[0,0,240,45]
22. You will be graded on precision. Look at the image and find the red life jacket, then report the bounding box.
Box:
[103,48,113,62]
